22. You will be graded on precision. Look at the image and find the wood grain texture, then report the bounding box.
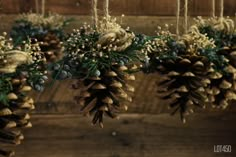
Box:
[0,15,180,35]
[2,113,235,157]
[0,0,236,16]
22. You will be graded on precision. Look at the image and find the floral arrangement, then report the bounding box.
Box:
[52,17,145,127]
[195,16,236,48]
[141,23,231,122]
[10,13,71,62]
[193,17,236,109]
[0,32,47,156]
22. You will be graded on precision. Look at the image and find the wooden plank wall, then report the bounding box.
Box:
[0,0,236,16]
[12,113,236,157]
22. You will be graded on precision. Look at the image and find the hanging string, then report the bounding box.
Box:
[92,0,98,28]
[176,0,180,37]
[235,13,236,25]
[41,0,45,16]
[35,0,39,14]
[184,0,188,33]
[104,0,109,19]
[220,0,224,19]
[212,0,215,17]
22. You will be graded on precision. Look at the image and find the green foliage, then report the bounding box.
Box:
[11,20,64,46]
[142,29,228,74]
[199,26,236,48]
[142,34,185,73]
[52,26,145,80]
[0,75,12,106]
[10,14,72,46]
[198,47,227,72]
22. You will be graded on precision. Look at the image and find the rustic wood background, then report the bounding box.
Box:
[1,1,236,157]
[1,0,236,34]
[0,0,236,16]
[2,113,235,157]
[0,0,236,114]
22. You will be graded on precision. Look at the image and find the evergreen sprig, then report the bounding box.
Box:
[0,35,48,99]
[52,25,145,80]
[199,26,236,48]
[10,13,71,46]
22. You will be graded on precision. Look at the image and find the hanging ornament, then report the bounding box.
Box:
[157,55,211,122]
[142,25,220,122]
[73,63,136,127]
[10,12,71,62]
[52,0,144,127]
[194,15,236,109]
[54,20,143,127]
[206,62,236,109]
[0,77,34,157]
[0,33,47,156]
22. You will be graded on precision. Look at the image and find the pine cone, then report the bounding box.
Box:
[205,46,236,109]
[38,32,62,62]
[0,77,34,156]
[73,64,137,127]
[157,55,211,122]
[206,60,236,109]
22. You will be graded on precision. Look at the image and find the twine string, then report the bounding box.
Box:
[41,0,45,16]
[176,0,180,37]
[92,0,98,28]
[35,0,39,14]
[184,0,188,33]
[235,13,236,25]
[104,0,109,19]
[212,0,215,17]
[220,0,224,19]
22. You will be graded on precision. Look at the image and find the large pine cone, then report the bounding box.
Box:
[73,64,137,127]
[157,55,211,122]
[38,32,63,62]
[206,46,236,109]
[0,77,34,157]
[206,64,236,109]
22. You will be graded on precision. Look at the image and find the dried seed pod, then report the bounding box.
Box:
[209,72,223,79]
[7,93,18,100]
[124,74,135,80]
[19,86,32,92]
[102,97,113,104]
[220,80,232,89]
[124,84,135,92]
[183,72,195,77]
[92,83,106,89]
[80,92,91,98]
[130,64,138,70]
[106,71,117,77]
[11,79,20,85]
[110,81,123,88]
[193,61,204,67]
[0,108,12,116]
[180,58,191,64]
[118,65,128,71]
